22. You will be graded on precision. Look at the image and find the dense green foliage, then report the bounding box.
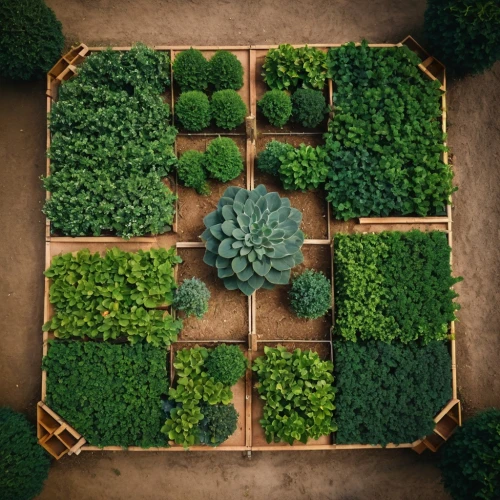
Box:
[257,140,294,176]
[173,277,211,318]
[258,90,292,127]
[334,340,452,445]
[210,89,247,130]
[203,137,243,182]
[252,346,336,445]
[199,404,239,447]
[325,41,454,219]
[43,341,169,448]
[262,44,327,90]
[43,247,182,347]
[176,150,210,195]
[201,184,305,295]
[440,409,500,500]
[208,50,244,90]
[0,0,64,80]
[175,91,211,131]
[173,48,209,91]
[425,0,500,76]
[0,407,50,500]
[334,231,461,344]
[278,144,328,191]
[206,344,247,386]
[291,88,328,128]
[289,269,331,319]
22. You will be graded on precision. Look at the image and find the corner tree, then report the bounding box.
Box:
[0,0,64,80]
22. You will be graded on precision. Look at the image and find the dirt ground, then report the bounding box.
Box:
[0,0,499,499]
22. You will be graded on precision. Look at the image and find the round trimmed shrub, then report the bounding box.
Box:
[199,404,239,447]
[175,91,211,131]
[257,140,294,176]
[173,48,209,91]
[440,409,500,500]
[203,137,243,182]
[209,50,244,90]
[176,150,210,195]
[0,0,64,80]
[258,90,292,127]
[206,344,247,387]
[173,277,211,318]
[291,88,328,128]
[0,407,51,500]
[289,269,332,319]
[210,90,247,130]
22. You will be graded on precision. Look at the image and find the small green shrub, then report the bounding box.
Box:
[208,50,244,90]
[206,344,247,386]
[258,90,292,127]
[175,91,211,131]
[440,409,500,500]
[291,89,327,128]
[289,270,331,319]
[172,47,209,91]
[176,150,210,195]
[278,144,329,191]
[173,277,211,318]
[199,404,239,447]
[0,0,64,80]
[257,140,294,177]
[0,407,51,500]
[203,137,243,182]
[210,90,247,130]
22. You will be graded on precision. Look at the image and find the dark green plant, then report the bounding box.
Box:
[252,346,336,445]
[201,184,305,295]
[176,150,210,195]
[173,277,211,318]
[425,0,500,76]
[257,140,294,176]
[0,407,51,500]
[43,341,169,448]
[291,88,327,128]
[206,344,247,386]
[0,0,64,80]
[172,47,209,91]
[289,269,331,319]
[334,340,452,446]
[199,404,239,447]
[208,50,244,90]
[258,90,292,127]
[334,231,461,344]
[175,91,211,131]
[440,409,500,500]
[210,89,247,130]
[203,137,243,182]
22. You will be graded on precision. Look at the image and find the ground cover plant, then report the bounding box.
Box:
[173,47,209,91]
[257,140,294,176]
[325,41,454,219]
[175,91,211,131]
[203,137,243,182]
[289,269,331,319]
[334,340,452,445]
[252,346,336,445]
[334,231,461,344]
[291,88,328,128]
[208,50,244,90]
[43,341,169,448]
[210,89,247,130]
[176,150,210,195]
[173,278,211,319]
[43,247,182,347]
[201,184,305,295]
[258,90,293,127]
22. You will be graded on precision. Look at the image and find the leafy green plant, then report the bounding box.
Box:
[208,50,244,90]
[334,231,461,344]
[176,150,210,195]
[0,0,64,80]
[0,407,51,500]
[203,137,243,182]
[289,269,331,319]
[201,184,305,295]
[210,89,247,130]
[43,247,183,347]
[206,344,247,386]
[425,0,500,76]
[252,346,336,445]
[257,140,294,176]
[440,409,500,500]
[173,277,211,318]
[175,91,211,131]
[334,340,452,445]
[172,47,209,91]
[278,144,329,191]
[291,88,328,128]
[199,404,239,447]
[258,90,292,127]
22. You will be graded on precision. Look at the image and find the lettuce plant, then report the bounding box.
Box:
[206,344,247,386]
[173,277,211,318]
